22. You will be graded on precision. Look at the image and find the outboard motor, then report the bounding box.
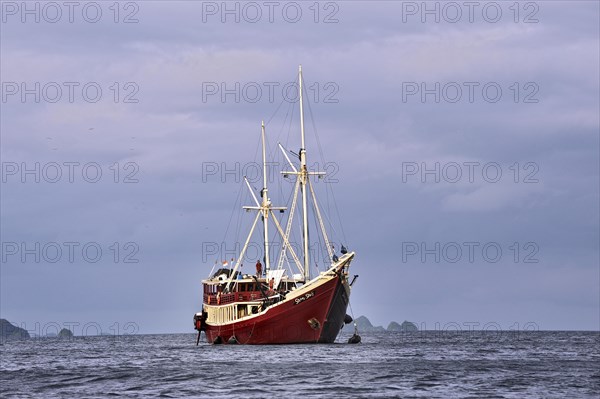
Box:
[193,313,205,346]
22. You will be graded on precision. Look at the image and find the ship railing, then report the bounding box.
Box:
[204,291,264,305]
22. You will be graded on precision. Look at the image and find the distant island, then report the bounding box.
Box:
[354,316,418,332]
[0,319,30,341]
[58,328,74,339]
[1,320,77,341]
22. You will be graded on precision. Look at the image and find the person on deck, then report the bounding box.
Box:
[256,260,262,278]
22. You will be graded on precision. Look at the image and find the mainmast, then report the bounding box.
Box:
[261,121,270,274]
[298,65,310,282]
[224,66,335,293]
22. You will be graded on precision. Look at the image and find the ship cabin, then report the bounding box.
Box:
[202,277,297,306]
[202,270,299,324]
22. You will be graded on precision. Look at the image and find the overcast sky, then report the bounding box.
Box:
[1,1,598,335]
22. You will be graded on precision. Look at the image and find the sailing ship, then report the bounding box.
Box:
[193,66,358,344]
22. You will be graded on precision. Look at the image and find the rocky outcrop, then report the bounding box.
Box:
[58,328,74,339]
[355,316,419,332]
[387,320,419,332]
[354,316,385,332]
[0,319,30,341]
[387,321,418,332]
[399,321,418,331]
[387,321,402,331]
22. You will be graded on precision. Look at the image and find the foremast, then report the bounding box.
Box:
[260,121,271,274]
[224,120,287,292]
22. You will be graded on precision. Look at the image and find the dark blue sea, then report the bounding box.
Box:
[1,330,599,398]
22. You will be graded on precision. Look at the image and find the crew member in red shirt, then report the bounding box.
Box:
[256,260,262,278]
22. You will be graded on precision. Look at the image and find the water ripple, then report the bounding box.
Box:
[1,331,598,398]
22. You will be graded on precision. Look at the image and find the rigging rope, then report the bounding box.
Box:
[348,300,359,335]
[302,74,348,248]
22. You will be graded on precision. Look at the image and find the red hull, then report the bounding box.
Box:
[202,273,349,344]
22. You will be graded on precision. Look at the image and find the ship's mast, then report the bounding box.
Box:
[261,121,270,274]
[298,65,310,282]
[226,122,283,292]
[224,67,336,292]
